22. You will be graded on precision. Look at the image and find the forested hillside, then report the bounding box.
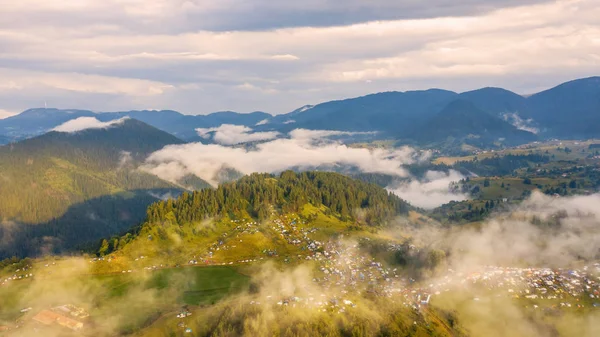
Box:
[0,119,187,258]
[145,171,409,226]
[97,171,410,263]
[0,119,182,223]
[410,100,537,147]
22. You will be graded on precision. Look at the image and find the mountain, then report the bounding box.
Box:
[261,77,600,140]
[1,172,465,337]
[0,109,272,142]
[2,77,599,145]
[523,76,600,138]
[410,100,537,147]
[263,89,458,136]
[98,110,272,140]
[458,87,527,116]
[0,108,95,141]
[0,119,189,258]
[99,171,411,261]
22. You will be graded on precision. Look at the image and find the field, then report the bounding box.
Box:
[0,265,249,334]
[434,139,600,165]
[94,266,250,305]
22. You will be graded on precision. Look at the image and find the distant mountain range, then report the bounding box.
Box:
[258,77,600,144]
[0,109,270,143]
[1,77,598,146]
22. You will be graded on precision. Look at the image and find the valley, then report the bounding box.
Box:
[0,77,599,337]
[2,0,600,334]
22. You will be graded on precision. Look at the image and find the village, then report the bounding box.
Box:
[0,304,89,334]
[2,213,600,334]
[183,214,600,316]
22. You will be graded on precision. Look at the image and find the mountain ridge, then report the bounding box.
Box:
[1,76,598,143]
[410,99,537,147]
[0,119,190,258]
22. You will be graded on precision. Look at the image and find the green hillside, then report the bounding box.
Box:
[92,171,409,269]
[0,172,465,337]
[0,119,189,258]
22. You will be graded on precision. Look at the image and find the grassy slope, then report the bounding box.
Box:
[434,139,600,165]
[92,203,362,273]
[0,260,249,334]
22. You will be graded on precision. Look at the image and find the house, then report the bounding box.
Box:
[32,309,84,331]
[32,310,58,325]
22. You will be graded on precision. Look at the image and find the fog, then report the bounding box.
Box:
[196,124,281,145]
[412,191,600,337]
[443,191,600,269]
[140,126,466,208]
[387,170,468,209]
[503,112,539,134]
[140,128,417,186]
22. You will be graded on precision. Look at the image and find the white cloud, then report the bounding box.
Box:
[52,116,128,133]
[1,1,550,32]
[387,170,468,209]
[448,191,600,268]
[0,68,173,97]
[140,134,415,186]
[196,124,280,145]
[255,119,270,126]
[289,129,377,140]
[503,113,539,134]
[0,0,597,114]
[270,54,300,61]
[118,150,133,169]
[195,125,377,146]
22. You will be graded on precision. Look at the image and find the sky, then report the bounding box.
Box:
[0,0,598,117]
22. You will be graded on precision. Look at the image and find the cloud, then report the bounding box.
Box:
[503,113,539,134]
[387,170,468,209]
[140,133,416,186]
[445,191,600,269]
[147,190,178,201]
[0,68,173,97]
[288,129,377,140]
[0,0,597,114]
[194,125,377,146]
[196,124,281,145]
[52,116,128,133]
[255,119,270,126]
[270,54,300,61]
[391,191,600,336]
[0,0,552,32]
[117,151,133,169]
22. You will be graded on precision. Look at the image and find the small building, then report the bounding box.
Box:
[32,309,84,331]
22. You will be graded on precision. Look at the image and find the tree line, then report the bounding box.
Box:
[144,171,410,227]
